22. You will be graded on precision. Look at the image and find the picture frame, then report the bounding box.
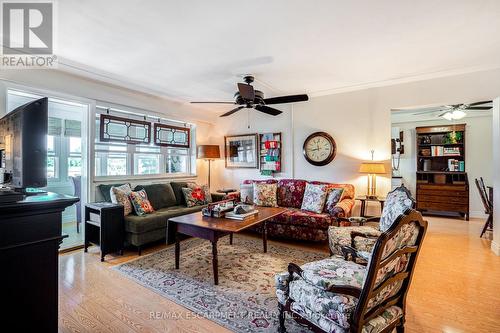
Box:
[224,134,259,168]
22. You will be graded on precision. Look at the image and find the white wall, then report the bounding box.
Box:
[210,68,500,220]
[492,98,500,255]
[392,116,493,217]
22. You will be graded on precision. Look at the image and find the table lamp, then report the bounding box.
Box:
[197,145,220,189]
[359,162,386,199]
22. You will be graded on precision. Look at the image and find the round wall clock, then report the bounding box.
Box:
[303,131,337,166]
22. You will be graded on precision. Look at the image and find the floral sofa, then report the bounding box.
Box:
[243,179,355,242]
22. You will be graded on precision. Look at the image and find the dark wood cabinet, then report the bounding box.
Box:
[415,125,469,220]
[0,192,78,333]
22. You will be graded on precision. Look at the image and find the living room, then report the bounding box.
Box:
[1,1,499,333]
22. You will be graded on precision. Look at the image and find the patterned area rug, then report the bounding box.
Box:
[114,235,327,332]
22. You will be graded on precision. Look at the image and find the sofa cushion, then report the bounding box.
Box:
[324,187,345,215]
[300,257,366,290]
[328,225,382,257]
[98,183,130,202]
[277,179,307,208]
[182,186,210,207]
[129,189,155,216]
[301,183,330,213]
[271,208,333,229]
[124,205,204,234]
[170,181,193,206]
[253,182,278,207]
[111,185,133,216]
[310,182,355,200]
[242,179,278,185]
[134,183,176,210]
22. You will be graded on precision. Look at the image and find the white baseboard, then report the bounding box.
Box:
[491,241,500,256]
[469,211,487,219]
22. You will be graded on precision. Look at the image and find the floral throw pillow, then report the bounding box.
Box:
[111,184,133,216]
[253,183,278,207]
[301,183,329,213]
[187,183,212,203]
[129,189,155,216]
[182,186,209,207]
[324,187,345,215]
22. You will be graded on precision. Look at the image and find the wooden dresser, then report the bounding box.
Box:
[415,124,469,220]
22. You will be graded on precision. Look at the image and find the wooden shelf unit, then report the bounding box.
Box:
[415,124,469,220]
[259,132,282,176]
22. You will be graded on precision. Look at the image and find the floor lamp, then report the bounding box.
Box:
[197,145,220,189]
[359,162,386,199]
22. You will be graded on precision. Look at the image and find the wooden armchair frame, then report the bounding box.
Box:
[279,209,428,333]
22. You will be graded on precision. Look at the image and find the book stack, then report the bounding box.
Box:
[431,146,444,156]
[443,147,460,156]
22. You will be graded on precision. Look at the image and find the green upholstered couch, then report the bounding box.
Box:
[97,181,224,254]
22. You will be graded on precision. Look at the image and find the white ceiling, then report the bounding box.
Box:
[56,0,500,114]
[391,103,493,123]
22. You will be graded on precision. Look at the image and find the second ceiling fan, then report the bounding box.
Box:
[191,75,309,117]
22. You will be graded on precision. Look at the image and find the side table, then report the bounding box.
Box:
[355,196,386,217]
[84,202,124,262]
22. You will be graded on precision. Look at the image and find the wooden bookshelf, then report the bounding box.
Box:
[415,124,469,220]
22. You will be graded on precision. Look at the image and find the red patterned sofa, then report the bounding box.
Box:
[243,179,355,241]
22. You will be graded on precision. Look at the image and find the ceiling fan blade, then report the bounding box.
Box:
[219,106,244,117]
[190,101,235,104]
[264,94,309,105]
[468,100,492,106]
[237,83,255,101]
[255,105,282,116]
[411,108,450,115]
[465,106,492,110]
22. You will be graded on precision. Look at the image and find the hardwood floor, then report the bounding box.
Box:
[59,216,500,333]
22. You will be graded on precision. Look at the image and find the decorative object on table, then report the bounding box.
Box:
[224,134,258,168]
[359,157,386,199]
[225,204,259,220]
[129,189,155,215]
[202,199,236,218]
[300,183,330,213]
[302,131,337,166]
[415,124,469,220]
[259,132,281,175]
[99,114,151,144]
[252,182,278,207]
[197,144,220,188]
[84,202,125,262]
[190,75,308,117]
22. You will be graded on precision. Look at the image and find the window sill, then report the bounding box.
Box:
[93,173,198,184]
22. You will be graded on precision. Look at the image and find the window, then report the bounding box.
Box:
[94,109,195,178]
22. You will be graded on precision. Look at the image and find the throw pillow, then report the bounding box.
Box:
[253,182,278,207]
[324,187,345,215]
[187,183,212,203]
[240,183,254,204]
[301,183,329,213]
[129,189,155,216]
[111,184,133,216]
[182,186,210,207]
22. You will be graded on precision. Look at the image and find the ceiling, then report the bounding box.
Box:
[55,0,500,115]
[391,102,493,123]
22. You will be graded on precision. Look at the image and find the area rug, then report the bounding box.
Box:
[114,235,327,332]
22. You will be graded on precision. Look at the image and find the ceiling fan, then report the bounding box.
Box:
[393,101,492,120]
[190,75,309,117]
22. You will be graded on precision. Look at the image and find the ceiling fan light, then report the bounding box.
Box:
[452,110,466,119]
[442,112,453,121]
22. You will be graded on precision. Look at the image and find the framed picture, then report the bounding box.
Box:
[224,134,259,168]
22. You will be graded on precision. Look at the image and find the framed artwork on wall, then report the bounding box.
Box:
[224,134,258,168]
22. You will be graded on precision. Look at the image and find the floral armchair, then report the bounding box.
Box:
[276,209,427,333]
[328,185,415,263]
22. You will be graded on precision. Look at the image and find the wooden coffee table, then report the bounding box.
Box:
[169,206,286,285]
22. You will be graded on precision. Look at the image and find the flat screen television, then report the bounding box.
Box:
[0,97,48,189]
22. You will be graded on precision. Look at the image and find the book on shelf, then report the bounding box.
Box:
[430,146,460,157]
[225,210,259,220]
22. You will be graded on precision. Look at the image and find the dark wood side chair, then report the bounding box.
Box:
[475,178,493,238]
[276,209,427,333]
[70,176,82,233]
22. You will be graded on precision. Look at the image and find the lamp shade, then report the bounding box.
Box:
[359,162,386,174]
[197,145,220,159]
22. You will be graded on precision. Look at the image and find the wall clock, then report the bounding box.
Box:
[303,131,337,166]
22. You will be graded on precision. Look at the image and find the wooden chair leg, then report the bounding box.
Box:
[278,302,287,333]
[396,325,405,333]
[480,215,493,238]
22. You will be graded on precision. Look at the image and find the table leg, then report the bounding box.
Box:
[175,228,180,270]
[229,233,233,245]
[262,221,268,253]
[212,240,219,285]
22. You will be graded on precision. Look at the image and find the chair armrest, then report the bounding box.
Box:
[331,198,356,218]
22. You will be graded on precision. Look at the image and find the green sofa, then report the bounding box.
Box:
[97,181,223,254]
